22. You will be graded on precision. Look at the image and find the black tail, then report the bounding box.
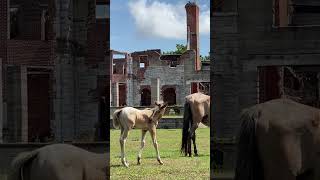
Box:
[181,101,192,156]
[234,108,263,180]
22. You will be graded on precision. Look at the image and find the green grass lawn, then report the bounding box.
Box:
[110,128,210,180]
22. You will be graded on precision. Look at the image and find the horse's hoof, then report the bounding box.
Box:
[137,157,141,165]
[122,161,129,168]
[194,153,199,157]
[158,159,164,165]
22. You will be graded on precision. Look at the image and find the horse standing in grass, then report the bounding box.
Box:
[181,92,210,157]
[235,98,320,180]
[112,101,168,167]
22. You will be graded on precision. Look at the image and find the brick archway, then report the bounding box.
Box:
[162,86,176,105]
[140,87,151,106]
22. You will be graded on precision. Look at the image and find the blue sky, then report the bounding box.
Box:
[111,0,210,56]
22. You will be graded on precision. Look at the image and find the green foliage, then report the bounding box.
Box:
[163,44,211,63]
[200,55,210,62]
[110,128,210,179]
[163,44,187,55]
[200,52,211,62]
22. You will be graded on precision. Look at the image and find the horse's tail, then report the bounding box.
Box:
[112,109,122,129]
[234,107,263,180]
[8,150,39,180]
[181,101,192,156]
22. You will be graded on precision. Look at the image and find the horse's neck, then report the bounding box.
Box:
[143,108,155,117]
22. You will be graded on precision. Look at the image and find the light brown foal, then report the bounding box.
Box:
[112,101,168,167]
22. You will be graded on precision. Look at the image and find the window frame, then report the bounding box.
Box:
[273,0,320,28]
[9,6,20,39]
[96,4,109,19]
[139,55,148,69]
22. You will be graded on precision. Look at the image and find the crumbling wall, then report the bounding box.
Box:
[130,50,186,106]
[183,50,210,95]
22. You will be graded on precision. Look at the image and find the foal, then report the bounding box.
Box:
[112,101,168,167]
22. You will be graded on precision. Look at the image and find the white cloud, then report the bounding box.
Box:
[128,0,210,40]
[200,10,210,35]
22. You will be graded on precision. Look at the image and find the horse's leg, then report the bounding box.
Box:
[149,126,163,165]
[192,132,198,156]
[120,128,129,167]
[187,133,192,157]
[119,128,124,157]
[189,122,199,157]
[137,129,148,165]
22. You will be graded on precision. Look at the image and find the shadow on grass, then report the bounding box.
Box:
[111,163,154,168]
[110,164,123,168]
[179,154,210,158]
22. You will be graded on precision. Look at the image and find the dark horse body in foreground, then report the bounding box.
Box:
[9,144,108,180]
[181,92,210,157]
[235,98,320,180]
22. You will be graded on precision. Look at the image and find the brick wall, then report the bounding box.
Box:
[7,40,54,65]
[132,52,186,106]
[0,0,110,143]
[111,49,210,107]
[186,2,200,71]
[5,66,21,142]
[87,1,109,64]
[0,0,7,63]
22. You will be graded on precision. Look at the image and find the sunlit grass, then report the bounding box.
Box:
[110,128,210,180]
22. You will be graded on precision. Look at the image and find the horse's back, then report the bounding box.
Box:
[186,93,210,103]
[29,144,105,180]
[29,144,86,179]
[186,93,210,111]
[250,99,320,179]
[255,98,317,131]
[185,93,210,126]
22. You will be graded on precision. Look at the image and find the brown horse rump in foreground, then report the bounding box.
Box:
[9,144,108,180]
[235,98,320,180]
[181,92,210,157]
[112,101,168,167]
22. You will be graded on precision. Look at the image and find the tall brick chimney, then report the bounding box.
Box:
[185,2,201,71]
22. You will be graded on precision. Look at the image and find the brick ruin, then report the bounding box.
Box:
[0,0,110,143]
[212,0,320,170]
[110,2,210,107]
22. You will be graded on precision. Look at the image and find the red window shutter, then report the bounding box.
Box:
[191,82,198,94]
[279,0,289,27]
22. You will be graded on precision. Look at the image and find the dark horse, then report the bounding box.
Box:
[235,98,320,180]
[181,92,210,157]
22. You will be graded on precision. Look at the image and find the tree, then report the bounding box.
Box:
[200,52,210,62]
[163,44,187,55]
